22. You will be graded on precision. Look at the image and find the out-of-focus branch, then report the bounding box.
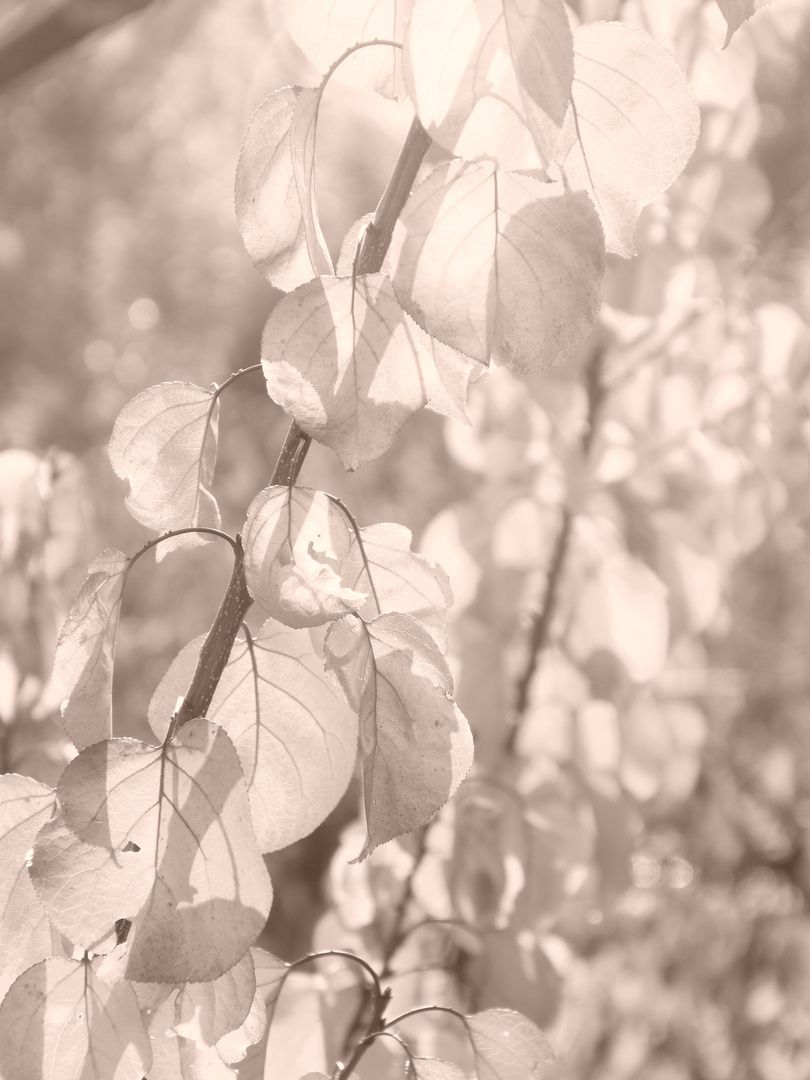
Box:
[0,0,155,91]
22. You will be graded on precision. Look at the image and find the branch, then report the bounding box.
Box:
[269,115,433,488]
[0,0,155,91]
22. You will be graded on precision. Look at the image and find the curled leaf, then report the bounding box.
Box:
[108,381,220,559]
[243,485,367,628]
[324,612,474,859]
[51,548,131,750]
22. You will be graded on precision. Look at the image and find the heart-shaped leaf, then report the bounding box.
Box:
[324,612,474,859]
[108,381,220,559]
[29,720,273,983]
[391,161,604,371]
[148,617,358,853]
[0,956,151,1080]
[51,547,131,750]
[261,274,443,469]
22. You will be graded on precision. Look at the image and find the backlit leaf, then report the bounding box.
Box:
[243,485,367,628]
[29,721,272,983]
[403,0,574,168]
[171,949,256,1047]
[391,161,604,371]
[261,274,441,469]
[236,87,320,291]
[0,956,151,1080]
[289,86,336,283]
[280,0,412,99]
[51,548,131,750]
[148,617,358,853]
[0,775,68,1002]
[714,0,774,47]
[467,1008,554,1080]
[145,994,236,1080]
[108,382,220,559]
[227,948,290,1080]
[339,522,454,649]
[324,612,474,859]
[556,22,700,256]
[413,1059,470,1079]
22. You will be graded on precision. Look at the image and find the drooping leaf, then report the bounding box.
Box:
[555,22,700,256]
[148,617,358,853]
[280,0,412,99]
[289,86,336,284]
[0,956,151,1080]
[339,522,454,649]
[403,0,574,168]
[243,485,367,628]
[170,949,256,1047]
[714,0,774,47]
[50,548,130,750]
[324,612,474,859]
[0,775,69,1002]
[108,382,220,559]
[261,273,444,469]
[236,87,320,292]
[466,1008,554,1080]
[29,721,273,983]
[227,948,290,1080]
[391,161,604,371]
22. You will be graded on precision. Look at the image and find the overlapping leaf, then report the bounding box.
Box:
[51,547,131,749]
[715,0,774,47]
[403,0,574,168]
[391,161,604,371]
[0,956,151,1080]
[261,273,445,469]
[467,1008,554,1079]
[225,948,290,1080]
[243,485,367,628]
[145,996,236,1080]
[324,612,474,859]
[338,521,454,649]
[148,617,358,852]
[108,381,220,558]
[556,22,700,256]
[280,0,412,99]
[169,949,256,1047]
[29,720,272,983]
[0,775,68,1002]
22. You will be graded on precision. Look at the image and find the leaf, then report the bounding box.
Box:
[556,22,700,256]
[289,86,336,283]
[403,0,574,168]
[148,617,358,853]
[145,994,237,1080]
[261,273,442,469]
[413,1059,470,1080]
[51,548,130,750]
[170,950,256,1047]
[568,549,669,683]
[0,775,68,1002]
[391,161,604,371]
[280,0,412,99]
[227,948,290,1080]
[236,88,321,292]
[324,612,474,859]
[108,381,220,559]
[339,522,454,649]
[466,1008,554,1080]
[0,956,151,1080]
[243,485,367,628]
[29,720,273,983]
[714,0,775,47]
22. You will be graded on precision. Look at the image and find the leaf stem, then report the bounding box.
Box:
[174,535,253,727]
[130,526,240,566]
[268,115,433,487]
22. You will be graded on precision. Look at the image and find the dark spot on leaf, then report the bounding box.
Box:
[115,918,132,945]
[122,840,140,852]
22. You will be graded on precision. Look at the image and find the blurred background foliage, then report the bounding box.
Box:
[2,1,810,1078]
